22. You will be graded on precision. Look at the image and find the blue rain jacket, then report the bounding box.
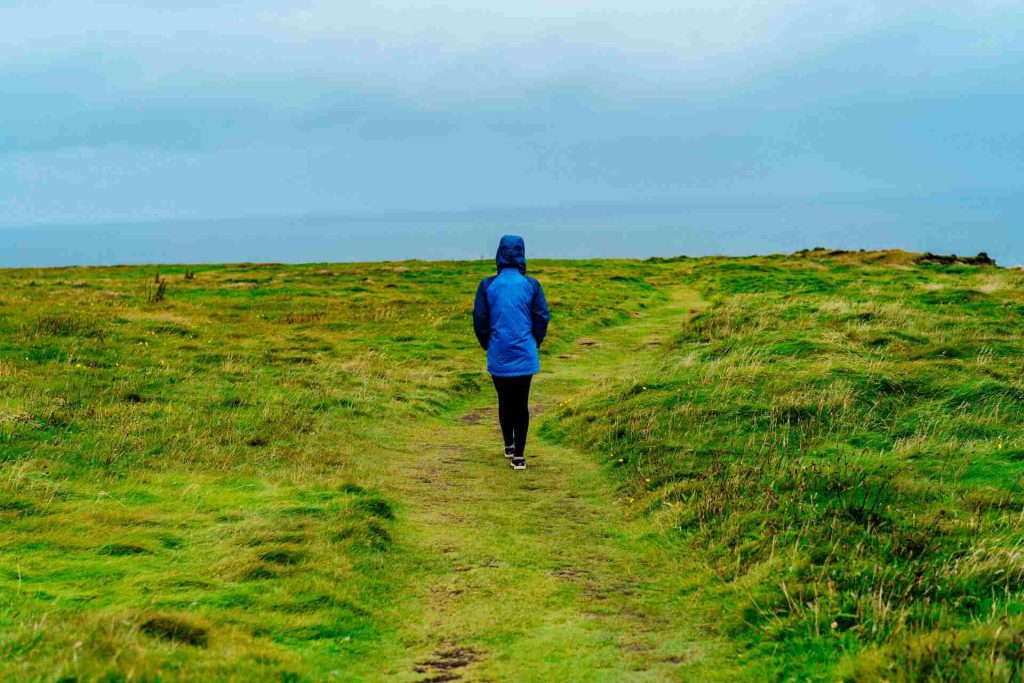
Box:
[473,235,550,377]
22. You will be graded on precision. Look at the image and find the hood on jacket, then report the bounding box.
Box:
[496,234,527,273]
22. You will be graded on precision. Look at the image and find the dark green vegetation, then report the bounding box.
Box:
[1,250,1022,681]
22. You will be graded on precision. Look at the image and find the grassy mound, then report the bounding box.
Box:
[544,251,1024,679]
[0,258,665,680]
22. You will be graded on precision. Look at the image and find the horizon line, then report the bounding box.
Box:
[3,247,1014,272]
[1,188,1019,232]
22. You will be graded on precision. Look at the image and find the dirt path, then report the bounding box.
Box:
[357,286,733,681]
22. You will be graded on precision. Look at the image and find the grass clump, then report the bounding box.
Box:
[353,493,395,520]
[28,313,103,338]
[97,543,151,557]
[139,614,210,647]
[844,618,1024,681]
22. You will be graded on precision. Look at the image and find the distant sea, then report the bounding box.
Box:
[2,194,1021,268]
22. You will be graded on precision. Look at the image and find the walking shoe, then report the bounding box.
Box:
[504,445,515,459]
[510,456,526,470]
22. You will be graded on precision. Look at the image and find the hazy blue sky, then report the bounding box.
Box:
[1,2,1022,264]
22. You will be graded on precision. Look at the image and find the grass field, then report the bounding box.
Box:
[1,250,1022,681]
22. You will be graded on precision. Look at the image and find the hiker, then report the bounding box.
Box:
[473,235,550,470]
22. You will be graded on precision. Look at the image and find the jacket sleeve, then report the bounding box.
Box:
[473,278,491,350]
[530,279,550,347]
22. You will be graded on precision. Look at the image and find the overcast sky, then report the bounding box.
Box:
[1,1,1022,227]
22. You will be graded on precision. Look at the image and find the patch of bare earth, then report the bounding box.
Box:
[414,644,480,682]
[457,407,492,425]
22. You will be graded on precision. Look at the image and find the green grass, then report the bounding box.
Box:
[1,251,1022,681]
[545,250,1024,680]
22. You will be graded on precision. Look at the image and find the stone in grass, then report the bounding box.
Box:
[140,614,209,647]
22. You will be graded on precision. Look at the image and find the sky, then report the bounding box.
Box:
[1,2,1022,264]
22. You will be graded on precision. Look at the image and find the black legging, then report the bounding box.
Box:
[492,375,533,457]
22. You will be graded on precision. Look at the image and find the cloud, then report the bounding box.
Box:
[4,2,1021,101]
[0,1,1022,225]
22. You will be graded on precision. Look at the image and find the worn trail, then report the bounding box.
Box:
[350,286,735,681]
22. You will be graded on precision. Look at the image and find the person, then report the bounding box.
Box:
[473,235,550,470]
